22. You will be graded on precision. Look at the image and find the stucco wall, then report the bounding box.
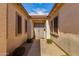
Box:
[27,19,34,38]
[51,4,79,55]
[46,20,51,39]
[7,4,28,55]
[0,4,7,55]
[59,3,79,34]
[51,32,79,55]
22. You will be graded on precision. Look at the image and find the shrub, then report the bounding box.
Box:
[26,37,33,43]
[47,39,53,44]
[12,46,25,56]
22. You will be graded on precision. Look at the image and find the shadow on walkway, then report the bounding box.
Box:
[22,42,33,56]
[27,39,40,56]
[9,39,40,56]
[9,42,32,56]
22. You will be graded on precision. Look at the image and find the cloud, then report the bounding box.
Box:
[29,8,49,15]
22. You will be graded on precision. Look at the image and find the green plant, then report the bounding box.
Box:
[12,46,25,56]
[47,39,53,44]
[26,37,33,43]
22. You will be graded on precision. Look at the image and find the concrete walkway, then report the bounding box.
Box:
[23,42,32,56]
[22,39,66,56]
[27,39,40,56]
[40,39,67,56]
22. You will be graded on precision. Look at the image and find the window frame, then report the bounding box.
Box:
[53,16,58,34]
[16,12,22,36]
[25,20,27,33]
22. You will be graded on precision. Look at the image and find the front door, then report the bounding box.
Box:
[34,23,46,39]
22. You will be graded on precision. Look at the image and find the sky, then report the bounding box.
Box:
[22,3,55,15]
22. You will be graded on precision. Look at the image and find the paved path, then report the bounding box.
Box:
[40,39,67,56]
[22,39,66,56]
[27,39,40,56]
[23,42,32,56]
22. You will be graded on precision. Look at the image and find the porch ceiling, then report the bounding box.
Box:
[32,20,46,24]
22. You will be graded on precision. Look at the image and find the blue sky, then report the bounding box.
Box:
[22,3,55,15]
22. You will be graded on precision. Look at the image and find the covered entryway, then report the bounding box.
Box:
[34,23,46,39]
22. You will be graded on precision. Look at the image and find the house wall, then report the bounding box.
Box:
[7,4,28,55]
[0,4,7,55]
[46,20,51,39]
[59,4,79,34]
[27,19,34,38]
[51,4,79,55]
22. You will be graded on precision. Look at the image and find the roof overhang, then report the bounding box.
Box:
[14,3,29,18]
[29,15,48,19]
[47,3,63,19]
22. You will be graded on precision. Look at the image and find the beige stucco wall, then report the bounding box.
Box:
[50,4,79,55]
[0,4,38,55]
[46,20,51,39]
[59,3,79,34]
[27,19,34,38]
[7,4,28,55]
[51,32,79,55]
[0,4,7,55]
